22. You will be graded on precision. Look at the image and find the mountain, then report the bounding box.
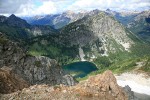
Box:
[0,14,32,42]
[27,11,145,67]
[5,14,30,28]
[23,10,102,29]
[23,10,87,29]
[106,9,150,43]
[0,32,76,88]
[0,12,138,64]
[0,10,150,100]
[24,10,150,68]
[0,15,7,22]
[105,9,140,25]
[0,14,58,42]
[125,11,150,43]
[59,12,134,60]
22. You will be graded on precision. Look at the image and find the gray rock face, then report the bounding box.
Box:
[106,10,150,43]
[60,12,134,60]
[20,56,76,85]
[0,32,76,86]
[30,25,58,36]
[123,85,135,100]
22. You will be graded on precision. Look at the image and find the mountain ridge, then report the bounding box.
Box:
[59,12,134,60]
[0,32,77,86]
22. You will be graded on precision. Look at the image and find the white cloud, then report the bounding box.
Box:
[0,0,28,14]
[67,0,150,11]
[35,1,57,15]
[15,1,57,16]
[0,0,150,16]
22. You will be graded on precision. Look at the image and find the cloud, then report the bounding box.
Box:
[0,0,28,13]
[0,0,149,16]
[16,1,57,16]
[67,0,150,11]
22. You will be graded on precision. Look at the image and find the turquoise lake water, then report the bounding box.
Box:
[63,61,98,78]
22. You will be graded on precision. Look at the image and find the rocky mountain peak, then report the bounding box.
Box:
[9,14,16,18]
[6,14,30,28]
[88,9,101,15]
[105,9,117,16]
[63,10,75,15]
[60,12,133,59]
[106,8,111,12]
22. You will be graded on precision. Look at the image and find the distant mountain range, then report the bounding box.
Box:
[1,8,150,100]
[0,9,150,64]
[0,14,57,43]
[22,9,150,43]
[22,9,100,29]
[106,9,150,43]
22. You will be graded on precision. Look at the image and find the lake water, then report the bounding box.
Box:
[63,61,98,78]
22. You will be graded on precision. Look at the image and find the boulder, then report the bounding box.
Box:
[0,66,29,94]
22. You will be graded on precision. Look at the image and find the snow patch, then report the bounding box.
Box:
[101,44,108,56]
[102,52,108,56]
[91,54,96,59]
[90,54,96,61]
[115,73,150,95]
[120,42,130,51]
[79,47,86,61]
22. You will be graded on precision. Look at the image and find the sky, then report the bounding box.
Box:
[0,0,150,16]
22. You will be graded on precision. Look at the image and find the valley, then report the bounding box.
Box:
[0,8,150,100]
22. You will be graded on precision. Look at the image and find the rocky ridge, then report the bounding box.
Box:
[0,32,76,88]
[1,70,133,100]
[106,9,150,43]
[0,67,29,94]
[127,10,150,43]
[60,12,134,60]
[0,14,57,38]
[24,9,102,29]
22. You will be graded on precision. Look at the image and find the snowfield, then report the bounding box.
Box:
[115,73,150,95]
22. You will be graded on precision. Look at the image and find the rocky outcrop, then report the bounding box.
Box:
[0,70,130,100]
[123,85,134,100]
[15,56,76,85]
[0,66,29,94]
[30,25,58,36]
[74,70,128,100]
[0,32,76,87]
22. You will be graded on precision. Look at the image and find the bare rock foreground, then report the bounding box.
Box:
[0,70,130,100]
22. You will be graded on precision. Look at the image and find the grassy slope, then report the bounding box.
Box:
[77,33,150,81]
[27,35,79,65]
